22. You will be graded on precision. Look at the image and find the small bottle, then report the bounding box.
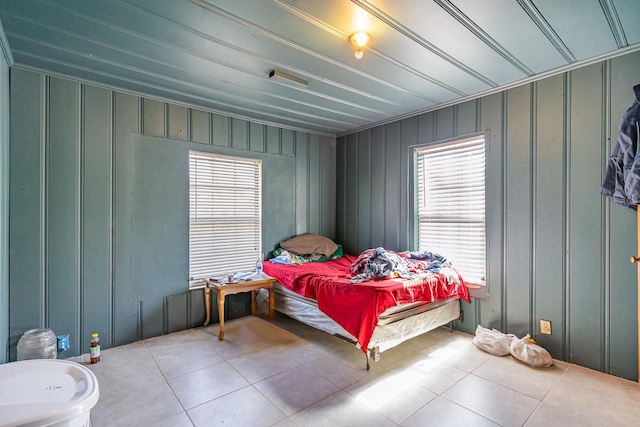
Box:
[256,254,263,276]
[90,333,100,364]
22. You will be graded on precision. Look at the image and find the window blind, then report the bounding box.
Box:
[189,151,262,287]
[416,136,486,285]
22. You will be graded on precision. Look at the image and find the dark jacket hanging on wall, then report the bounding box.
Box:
[599,84,640,210]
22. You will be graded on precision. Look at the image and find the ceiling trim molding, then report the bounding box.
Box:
[516,0,576,63]
[599,0,627,48]
[434,0,533,76]
[0,17,14,66]
[337,43,640,138]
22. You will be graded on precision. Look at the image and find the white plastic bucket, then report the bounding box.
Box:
[0,359,99,427]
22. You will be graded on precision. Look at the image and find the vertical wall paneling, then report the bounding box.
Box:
[417,112,435,145]
[602,61,611,373]
[478,93,505,330]
[345,133,359,254]
[8,70,45,359]
[282,129,295,156]
[370,127,386,248]
[282,129,294,157]
[231,118,248,150]
[323,137,336,238]
[7,67,336,360]
[266,125,280,154]
[384,122,401,251]
[47,78,81,353]
[189,290,206,328]
[190,109,210,144]
[295,134,309,236]
[168,104,188,142]
[250,123,265,152]
[212,113,230,147]
[82,85,113,352]
[131,134,188,339]
[568,63,605,370]
[113,92,141,346]
[0,43,9,363]
[262,144,298,255]
[563,72,572,362]
[504,85,533,337]
[607,54,639,380]
[533,75,566,357]
[336,51,640,379]
[456,100,479,136]
[357,130,371,251]
[308,134,321,235]
[166,293,188,334]
[335,136,346,244]
[435,106,455,142]
[142,99,165,138]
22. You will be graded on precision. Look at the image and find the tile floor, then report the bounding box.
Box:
[82,314,640,426]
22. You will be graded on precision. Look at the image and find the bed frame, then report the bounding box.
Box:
[259,282,463,369]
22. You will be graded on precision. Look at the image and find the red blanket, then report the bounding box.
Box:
[262,254,470,353]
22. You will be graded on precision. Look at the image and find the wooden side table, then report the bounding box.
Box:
[203,276,275,340]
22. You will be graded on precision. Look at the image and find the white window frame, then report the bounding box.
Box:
[189,151,262,288]
[413,134,487,291]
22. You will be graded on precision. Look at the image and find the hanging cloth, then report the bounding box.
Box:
[599,84,640,210]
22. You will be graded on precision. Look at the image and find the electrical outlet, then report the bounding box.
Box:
[540,319,552,335]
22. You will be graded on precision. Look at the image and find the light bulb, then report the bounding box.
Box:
[349,31,370,59]
[352,32,370,48]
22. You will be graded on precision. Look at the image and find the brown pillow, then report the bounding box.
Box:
[280,233,339,260]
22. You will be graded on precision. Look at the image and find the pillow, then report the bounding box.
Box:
[280,233,339,260]
[272,245,343,263]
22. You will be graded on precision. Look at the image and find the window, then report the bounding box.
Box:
[189,151,262,287]
[415,135,486,286]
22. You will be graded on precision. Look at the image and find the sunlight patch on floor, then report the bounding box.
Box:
[356,354,445,409]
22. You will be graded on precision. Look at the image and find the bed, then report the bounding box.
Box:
[259,239,470,369]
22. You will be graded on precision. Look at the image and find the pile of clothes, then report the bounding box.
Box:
[348,247,458,285]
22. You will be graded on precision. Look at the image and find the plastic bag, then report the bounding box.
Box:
[472,325,516,356]
[509,334,553,368]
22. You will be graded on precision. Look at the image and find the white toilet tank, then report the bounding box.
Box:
[0,359,99,427]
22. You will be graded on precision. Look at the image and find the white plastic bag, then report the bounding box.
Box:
[509,334,553,368]
[472,325,516,356]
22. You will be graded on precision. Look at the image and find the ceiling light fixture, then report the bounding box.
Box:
[349,31,370,59]
[268,70,308,87]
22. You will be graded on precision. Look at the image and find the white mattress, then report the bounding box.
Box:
[257,282,461,354]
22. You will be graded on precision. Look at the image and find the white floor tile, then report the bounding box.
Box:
[86,315,640,427]
[168,362,249,410]
[253,364,340,416]
[401,396,500,427]
[187,386,286,427]
[442,374,540,427]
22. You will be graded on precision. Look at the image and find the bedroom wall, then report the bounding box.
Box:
[7,67,336,360]
[0,19,11,364]
[336,50,640,381]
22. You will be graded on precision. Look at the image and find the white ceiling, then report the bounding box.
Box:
[1,0,639,136]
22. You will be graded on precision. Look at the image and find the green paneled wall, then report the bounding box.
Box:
[336,52,640,381]
[0,35,9,364]
[7,68,336,360]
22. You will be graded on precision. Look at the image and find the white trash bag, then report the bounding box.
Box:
[509,334,553,368]
[472,325,516,356]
